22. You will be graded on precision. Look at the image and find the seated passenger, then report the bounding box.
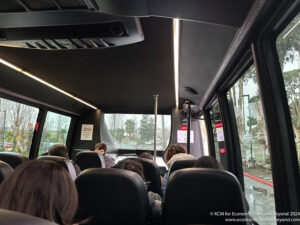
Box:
[161,144,195,196]
[138,152,154,160]
[193,155,223,169]
[114,158,162,206]
[0,160,78,225]
[48,144,81,175]
[94,142,115,168]
[194,156,249,212]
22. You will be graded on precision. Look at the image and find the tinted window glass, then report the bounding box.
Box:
[39,111,71,156]
[227,65,276,225]
[276,13,300,169]
[0,97,39,157]
[102,114,171,151]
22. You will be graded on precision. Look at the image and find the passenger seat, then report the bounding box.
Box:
[75,150,105,170]
[38,155,77,180]
[0,209,57,225]
[129,157,162,196]
[164,168,249,225]
[168,159,196,178]
[0,152,28,168]
[0,160,13,183]
[75,168,151,225]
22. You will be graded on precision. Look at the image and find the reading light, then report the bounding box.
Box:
[173,18,180,108]
[0,58,98,110]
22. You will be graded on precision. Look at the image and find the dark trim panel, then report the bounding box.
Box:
[0,87,81,117]
[251,0,300,215]
[29,108,47,159]
[200,0,266,110]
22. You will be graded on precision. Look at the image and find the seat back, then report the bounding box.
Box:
[0,152,28,168]
[168,159,196,177]
[38,156,77,180]
[75,151,105,170]
[0,209,57,225]
[75,168,151,225]
[0,160,13,183]
[164,168,248,225]
[137,158,162,195]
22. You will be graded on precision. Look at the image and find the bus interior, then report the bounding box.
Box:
[0,0,300,224]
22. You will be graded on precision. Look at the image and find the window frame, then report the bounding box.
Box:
[250,1,300,214]
[0,92,77,159]
[201,0,300,218]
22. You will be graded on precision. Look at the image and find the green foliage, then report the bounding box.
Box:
[247,116,257,127]
[115,128,125,144]
[125,119,135,137]
[139,115,154,142]
[4,130,14,142]
[276,15,300,67]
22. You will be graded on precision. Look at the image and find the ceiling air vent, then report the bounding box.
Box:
[0,9,143,50]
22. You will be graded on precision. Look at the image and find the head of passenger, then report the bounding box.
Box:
[194,156,223,170]
[164,144,188,168]
[0,160,78,225]
[138,152,154,161]
[94,142,107,155]
[114,159,146,181]
[48,144,69,159]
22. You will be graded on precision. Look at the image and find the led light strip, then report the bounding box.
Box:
[0,58,98,110]
[173,18,180,108]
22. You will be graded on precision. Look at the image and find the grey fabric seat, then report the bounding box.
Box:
[0,152,28,168]
[0,209,57,225]
[0,160,13,183]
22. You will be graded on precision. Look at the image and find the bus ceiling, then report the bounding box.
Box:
[0,0,256,115]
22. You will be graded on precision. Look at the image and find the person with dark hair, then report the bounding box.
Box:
[138,152,154,161]
[114,158,161,206]
[194,156,249,212]
[193,155,223,169]
[48,144,81,175]
[0,160,78,225]
[48,144,69,158]
[94,142,115,168]
[161,144,195,196]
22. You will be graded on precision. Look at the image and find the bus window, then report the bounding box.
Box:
[276,13,300,169]
[102,113,171,150]
[39,111,71,156]
[199,116,209,156]
[227,65,276,224]
[210,103,222,162]
[0,97,39,157]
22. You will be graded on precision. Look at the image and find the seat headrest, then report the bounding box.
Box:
[168,159,196,176]
[164,168,248,225]
[135,158,162,195]
[0,209,57,225]
[0,160,13,183]
[38,156,77,180]
[75,151,105,170]
[0,152,28,168]
[75,168,150,225]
